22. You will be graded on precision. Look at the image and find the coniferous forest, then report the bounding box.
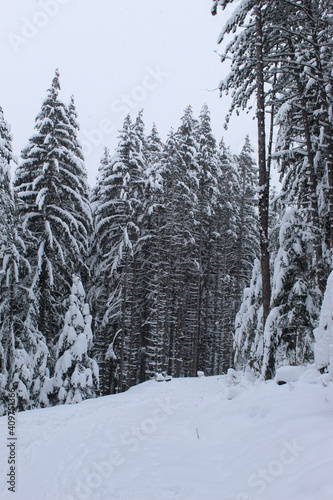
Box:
[1,0,333,415]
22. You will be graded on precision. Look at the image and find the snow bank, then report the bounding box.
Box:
[0,370,332,500]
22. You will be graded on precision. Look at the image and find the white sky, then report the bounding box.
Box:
[0,0,258,186]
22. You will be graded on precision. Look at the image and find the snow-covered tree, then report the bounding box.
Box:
[144,124,166,378]
[50,275,98,405]
[12,299,50,411]
[14,70,91,344]
[172,105,200,376]
[91,113,147,392]
[212,0,272,332]
[0,106,16,412]
[314,271,333,379]
[0,106,30,414]
[234,136,259,311]
[0,105,12,192]
[234,259,263,371]
[212,138,238,373]
[263,208,321,375]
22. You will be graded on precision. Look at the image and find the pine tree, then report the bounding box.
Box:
[213,138,238,373]
[159,129,184,377]
[174,106,200,376]
[212,0,272,339]
[0,105,12,192]
[195,105,222,373]
[13,300,50,410]
[89,147,114,394]
[234,259,263,371]
[14,70,91,346]
[0,106,34,413]
[91,114,147,392]
[234,136,259,312]
[0,106,17,414]
[262,208,321,373]
[50,275,98,404]
[144,124,167,378]
[212,0,333,376]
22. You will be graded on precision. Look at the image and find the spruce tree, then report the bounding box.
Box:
[262,208,320,373]
[13,300,50,410]
[89,147,113,394]
[195,104,221,373]
[144,124,167,379]
[0,107,36,413]
[0,106,17,413]
[50,275,98,404]
[91,114,147,392]
[174,106,199,376]
[14,70,91,347]
[234,259,263,371]
[234,135,259,312]
[213,138,238,373]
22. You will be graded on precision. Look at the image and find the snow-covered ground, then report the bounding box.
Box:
[0,367,332,500]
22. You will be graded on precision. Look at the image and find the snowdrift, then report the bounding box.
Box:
[0,367,332,500]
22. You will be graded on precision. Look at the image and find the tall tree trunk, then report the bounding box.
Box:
[202,220,213,373]
[255,1,271,331]
[254,1,274,379]
[118,254,128,392]
[192,197,203,376]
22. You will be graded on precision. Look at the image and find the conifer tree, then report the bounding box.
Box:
[213,138,238,373]
[50,275,98,404]
[144,124,167,378]
[91,114,147,392]
[173,106,199,376]
[0,106,17,414]
[13,300,50,410]
[14,70,91,346]
[212,0,272,337]
[262,208,320,373]
[0,106,33,413]
[89,147,113,394]
[234,259,263,370]
[195,104,221,373]
[234,136,259,312]
[159,129,184,377]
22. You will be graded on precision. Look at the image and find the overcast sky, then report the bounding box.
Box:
[0,0,258,186]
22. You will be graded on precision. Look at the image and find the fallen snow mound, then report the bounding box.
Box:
[0,366,332,500]
[274,365,304,383]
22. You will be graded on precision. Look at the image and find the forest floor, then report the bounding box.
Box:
[0,366,332,500]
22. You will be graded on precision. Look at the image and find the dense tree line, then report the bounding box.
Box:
[90,104,258,394]
[0,73,258,412]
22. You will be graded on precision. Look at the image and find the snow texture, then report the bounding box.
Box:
[0,369,332,500]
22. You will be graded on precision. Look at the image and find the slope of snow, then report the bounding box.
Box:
[0,367,332,500]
